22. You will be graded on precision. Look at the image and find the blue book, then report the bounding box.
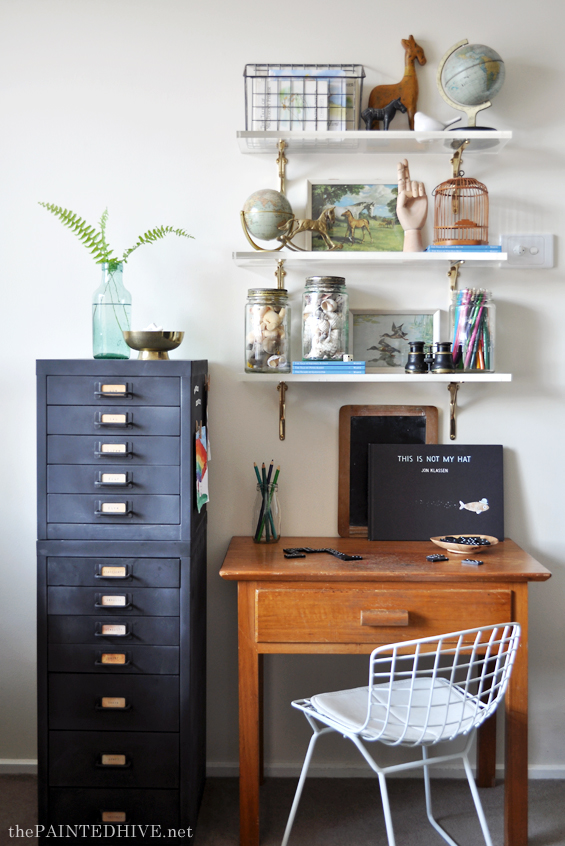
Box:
[293,360,366,367]
[425,245,502,252]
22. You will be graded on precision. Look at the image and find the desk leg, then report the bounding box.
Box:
[505,586,529,846]
[476,659,497,788]
[238,581,261,846]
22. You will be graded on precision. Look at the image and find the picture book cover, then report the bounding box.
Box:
[367,444,503,541]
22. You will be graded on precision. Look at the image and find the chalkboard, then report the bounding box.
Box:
[338,405,438,537]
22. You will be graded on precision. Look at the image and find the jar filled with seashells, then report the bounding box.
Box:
[245,288,290,373]
[302,276,349,360]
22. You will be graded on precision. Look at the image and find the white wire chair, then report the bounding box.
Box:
[281,623,521,846]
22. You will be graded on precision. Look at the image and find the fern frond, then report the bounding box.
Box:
[122,226,193,262]
[39,202,116,264]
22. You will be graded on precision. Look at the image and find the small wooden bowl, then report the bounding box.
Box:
[430,534,499,555]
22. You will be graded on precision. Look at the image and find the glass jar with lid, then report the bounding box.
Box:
[450,288,495,372]
[302,276,349,360]
[245,288,290,373]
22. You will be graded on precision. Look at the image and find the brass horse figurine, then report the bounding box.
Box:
[368,36,427,130]
[277,208,342,251]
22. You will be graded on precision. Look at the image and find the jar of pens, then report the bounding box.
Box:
[450,288,495,372]
[252,462,281,543]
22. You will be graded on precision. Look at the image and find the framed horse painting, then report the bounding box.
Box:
[307,180,404,252]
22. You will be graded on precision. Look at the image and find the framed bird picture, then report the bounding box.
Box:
[349,309,441,372]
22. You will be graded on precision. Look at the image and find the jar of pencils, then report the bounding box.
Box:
[450,288,495,372]
[252,482,281,543]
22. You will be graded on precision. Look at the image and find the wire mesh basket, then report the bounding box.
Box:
[244,64,365,131]
[433,177,489,246]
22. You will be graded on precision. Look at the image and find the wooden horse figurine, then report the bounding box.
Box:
[368,36,427,130]
[361,98,407,131]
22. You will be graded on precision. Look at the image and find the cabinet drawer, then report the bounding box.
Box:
[47,435,179,465]
[49,731,179,788]
[48,615,180,645]
[49,673,179,731]
[47,465,179,494]
[48,558,180,587]
[47,375,180,406]
[47,494,180,524]
[47,405,180,436]
[49,787,180,828]
[48,587,179,616]
[48,643,179,674]
[49,787,180,826]
[255,587,512,644]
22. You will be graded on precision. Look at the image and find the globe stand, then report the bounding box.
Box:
[240,211,286,252]
[437,38,495,128]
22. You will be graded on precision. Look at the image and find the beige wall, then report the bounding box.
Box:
[0,0,563,777]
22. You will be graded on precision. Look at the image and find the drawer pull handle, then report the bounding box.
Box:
[101,811,129,824]
[95,623,131,637]
[94,472,133,488]
[95,652,132,667]
[94,412,132,428]
[95,697,132,711]
[94,594,132,610]
[94,501,133,517]
[94,443,133,458]
[361,609,409,627]
[95,565,132,580]
[96,754,132,768]
[94,382,131,398]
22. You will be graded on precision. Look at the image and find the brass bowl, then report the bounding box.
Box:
[123,331,184,360]
[430,534,499,555]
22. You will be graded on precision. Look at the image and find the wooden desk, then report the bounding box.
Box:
[220,537,551,846]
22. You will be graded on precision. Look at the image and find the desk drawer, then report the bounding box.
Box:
[49,787,180,826]
[47,435,179,465]
[47,494,180,524]
[48,643,179,674]
[49,673,179,731]
[48,587,179,616]
[49,731,179,788]
[48,557,179,587]
[47,375,180,406]
[255,586,512,644]
[47,405,180,436]
[47,465,179,494]
[48,615,180,645]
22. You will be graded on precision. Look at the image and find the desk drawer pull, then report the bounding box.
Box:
[101,812,129,824]
[95,697,132,711]
[95,442,132,458]
[95,412,132,428]
[94,594,132,609]
[94,472,133,488]
[95,623,131,637]
[95,652,131,667]
[94,383,131,399]
[96,754,131,768]
[361,609,409,627]
[95,501,132,517]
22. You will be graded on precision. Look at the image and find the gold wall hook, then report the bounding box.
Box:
[448,382,460,440]
[277,381,287,441]
[447,260,464,291]
[276,140,288,195]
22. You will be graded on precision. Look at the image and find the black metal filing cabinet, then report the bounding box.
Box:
[36,360,208,840]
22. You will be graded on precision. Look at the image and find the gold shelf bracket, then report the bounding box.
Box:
[447,260,465,291]
[277,381,287,441]
[275,258,286,289]
[448,382,462,440]
[276,140,288,195]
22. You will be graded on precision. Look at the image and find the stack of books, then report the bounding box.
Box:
[292,360,366,374]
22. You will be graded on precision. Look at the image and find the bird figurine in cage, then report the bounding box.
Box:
[432,140,489,246]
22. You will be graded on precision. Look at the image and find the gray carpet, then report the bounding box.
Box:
[1,775,564,845]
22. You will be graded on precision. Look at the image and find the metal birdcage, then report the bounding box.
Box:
[433,142,489,246]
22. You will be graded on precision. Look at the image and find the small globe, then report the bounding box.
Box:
[243,189,293,242]
[441,44,505,108]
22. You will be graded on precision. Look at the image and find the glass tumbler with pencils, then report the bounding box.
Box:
[252,462,281,543]
[450,288,495,371]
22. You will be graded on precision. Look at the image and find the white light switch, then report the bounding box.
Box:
[500,234,554,268]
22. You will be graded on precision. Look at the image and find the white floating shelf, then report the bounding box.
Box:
[237,372,512,384]
[233,250,507,269]
[237,130,512,155]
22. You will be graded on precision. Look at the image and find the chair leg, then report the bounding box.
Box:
[462,751,495,846]
[422,747,459,846]
[281,726,330,846]
[377,772,397,846]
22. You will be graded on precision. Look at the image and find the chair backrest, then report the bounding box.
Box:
[362,624,521,747]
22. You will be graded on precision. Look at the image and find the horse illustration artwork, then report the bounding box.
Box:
[361,98,407,131]
[368,36,427,130]
[342,208,372,243]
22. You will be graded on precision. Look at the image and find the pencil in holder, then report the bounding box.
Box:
[252,483,281,543]
[450,288,495,372]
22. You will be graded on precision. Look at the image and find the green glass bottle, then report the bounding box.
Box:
[92,262,131,359]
